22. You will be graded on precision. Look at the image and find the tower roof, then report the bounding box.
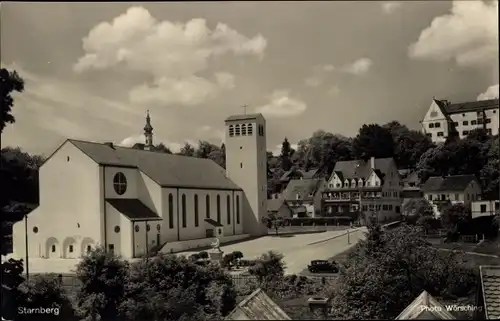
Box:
[144,110,153,133]
[225,113,264,122]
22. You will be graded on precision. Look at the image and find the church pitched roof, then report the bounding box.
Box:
[65,140,241,191]
[479,265,500,319]
[106,199,161,221]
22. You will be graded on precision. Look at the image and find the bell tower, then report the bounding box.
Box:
[144,110,153,151]
[224,112,268,236]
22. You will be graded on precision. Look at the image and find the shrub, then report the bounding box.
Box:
[199,251,209,260]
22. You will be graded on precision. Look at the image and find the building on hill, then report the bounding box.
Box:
[422,175,481,206]
[471,200,500,219]
[421,98,499,144]
[322,157,402,223]
[282,179,325,218]
[10,112,268,271]
[226,288,291,320]
[267,198,292,218]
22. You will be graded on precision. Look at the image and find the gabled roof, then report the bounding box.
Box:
[225,288,291,320]
[65,140,241,191]
[279,168,319,182]
[396,290,456,320]
[267,198,287,213]
[444,99,499,114]
[330,157,394,181]
[106,199,162,221]
[421,175,478,193]
[479,265,500,319]
[282,179,325,201]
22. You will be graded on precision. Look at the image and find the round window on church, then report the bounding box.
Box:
[146,224,151,231]
[135,225,140,232]
[33,226,38,234]
[114,226,120,233]
[113,172,127,195]
[156,224,161,231]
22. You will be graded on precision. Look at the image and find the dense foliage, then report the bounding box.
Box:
[329,223,477,319]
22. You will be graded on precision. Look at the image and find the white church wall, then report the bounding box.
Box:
[160,188,180,243]
[104,167,138,199]
[13,141,102,260]
[105,203,132,258]
[132,221,147,258]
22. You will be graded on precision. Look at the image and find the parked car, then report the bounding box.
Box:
[307,260,339,273]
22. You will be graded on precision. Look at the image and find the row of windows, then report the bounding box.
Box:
[329,179,381,188]
[427,128,493,139]
[453,118,492,127]
[428,122,441,129]
[361,204,399,212]
[228,124,265,137]
[168,194,241,229]
[427,193,480,201]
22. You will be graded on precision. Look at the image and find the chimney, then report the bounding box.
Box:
[307,297,330,317]
[370,156,375,169]
[104,142,115,149]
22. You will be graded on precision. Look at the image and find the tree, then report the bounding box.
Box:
[440,204,472,236]
[207,143,226,169]
[120,253,236,321]
[479,137,499,200]
[402,198,436,233]
[154,143,172,154]
[1,258,25,320]
[280,138,293,172]
[352,124,395,160]
[248,251,286,284]
[179,143,195,157]
[17,275,75,320]
[1,68,24,134]
[74,246,129,321]
[198,251,209,260]
[262,214,285,235]
[330,224,476,319]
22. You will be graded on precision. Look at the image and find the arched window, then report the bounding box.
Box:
[113,172,127,195]
[236,195,240,224]
[181,194,187,228]
[168,193,174,229]
[247,123,253,135]
[229,125,235,137]
[206,195,210,218]
[235,124,241,136]
[216,195,221,223]
[227,195,231,224]
[194,194,199,227]
[241,124,247,136]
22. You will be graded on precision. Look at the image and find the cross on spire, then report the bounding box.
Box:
[241,104,249,115]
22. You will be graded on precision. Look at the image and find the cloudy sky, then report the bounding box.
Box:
[1,1,498,156]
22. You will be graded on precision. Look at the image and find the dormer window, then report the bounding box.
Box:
[296,194,301,200]
[229,125,234,137]
[351,179,356,187]
[247,123,253,135]
[375,180,379,186]
[241,124,247,136]
[358,179,363,187]
[366,181,371,187]
[344,180,349,187]
[235,124,241,136]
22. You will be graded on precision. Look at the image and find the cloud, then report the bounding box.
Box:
[256,90,307,118]
[381,2,402,14]
[341,58,373,75]
[196,125,225,142]
[408,1,498,67]
[305,77,322,87]
[323,64,335,72]
[328,85,340,96]
[74,6,267,106]
[119,135,145,147]
[477,84,499,100]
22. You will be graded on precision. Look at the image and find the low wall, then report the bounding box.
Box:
[160,234,251,254]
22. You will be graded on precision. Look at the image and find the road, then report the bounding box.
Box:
[178,228,367,275]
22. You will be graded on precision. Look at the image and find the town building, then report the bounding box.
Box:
[282,178,325,218]
[421,98,499,144]
[396,290,457,320]
[471,200,500,219]
[10,112,268,271]
[225,288,291,320]
[267,198,293,218]
[399,169,423,199]
[322,157,402,223]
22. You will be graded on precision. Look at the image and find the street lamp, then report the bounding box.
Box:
[24,213,29,280]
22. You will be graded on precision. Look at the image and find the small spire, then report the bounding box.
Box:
[144,110,153,133]
[144,110,153,150]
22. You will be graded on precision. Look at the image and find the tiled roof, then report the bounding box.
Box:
[279,168,319,181]
[225,288,291,320]
[331,157,394,181]
[421,175,478,193]
[204,218,223,227]
[68,140,241,191]
[267,198,286,212]
[225,113,264,122]
[479,265,500,319]
[396,290,456,320]
[106,199,161,221]
[444,99,499,114]
[282,179,325,201]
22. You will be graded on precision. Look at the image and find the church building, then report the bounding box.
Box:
[11,112,268,266]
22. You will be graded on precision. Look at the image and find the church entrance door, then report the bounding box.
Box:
[206,229,214,238]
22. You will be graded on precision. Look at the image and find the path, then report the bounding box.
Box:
[434,247,500,258]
